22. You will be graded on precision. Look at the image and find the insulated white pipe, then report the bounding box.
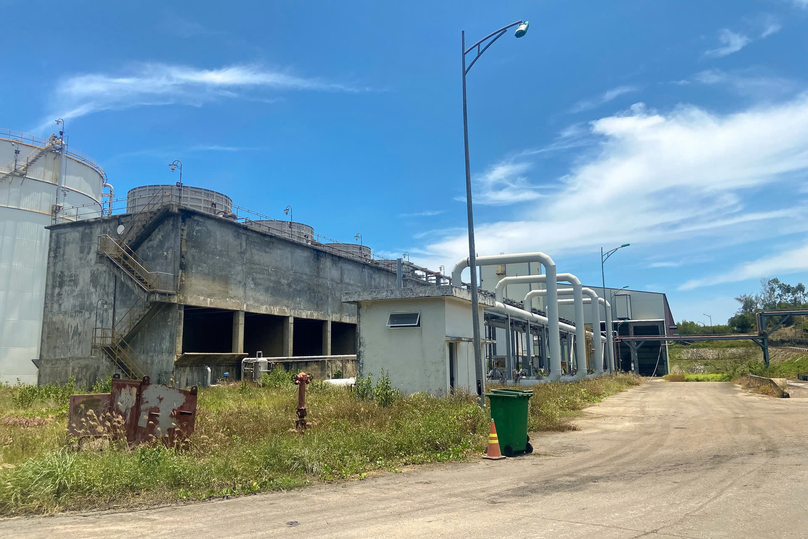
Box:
[496,273,586,380]
[451,253,562,382]
[525,286,609,377]
[102,181,114,216]
[557,296,609,375]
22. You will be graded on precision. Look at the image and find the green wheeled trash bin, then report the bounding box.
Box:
[485,388,533,457]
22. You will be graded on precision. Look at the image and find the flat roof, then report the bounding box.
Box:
[343,285,496,306]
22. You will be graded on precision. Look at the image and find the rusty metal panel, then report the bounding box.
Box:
[67,375,198,447]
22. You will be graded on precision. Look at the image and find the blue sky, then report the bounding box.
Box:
[3,0,808,325]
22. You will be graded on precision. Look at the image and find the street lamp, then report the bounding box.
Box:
[402,252,410,262]
[601,243,630,298]
[354,233,362,247]
[284,205,293,229]
[462,19,529,406]
[703,314,712,326]
[169,160,183,206]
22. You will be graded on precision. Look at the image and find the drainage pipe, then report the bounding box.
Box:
[204,365,211,387]
[496,273,586,380]
[451,253,561,382]
[525,286,609,376]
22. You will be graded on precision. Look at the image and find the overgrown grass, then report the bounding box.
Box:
[0,373,639,515]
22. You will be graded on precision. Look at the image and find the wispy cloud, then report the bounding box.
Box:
[417,96,808,279]
[44,62,370,126]
[570,86,640,113]
[157,14,220,38]
[761,15,783,38]
[791,0,808,9]
[648,261,684,269]
[456,160,556,206]
[679,243,808,290]
[702,29,750,58]
[694,68,797,98]
[398,210,446,218]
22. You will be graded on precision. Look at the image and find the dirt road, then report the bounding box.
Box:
[4,380,808,538]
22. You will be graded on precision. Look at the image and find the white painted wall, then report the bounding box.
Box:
[356,296,483,396]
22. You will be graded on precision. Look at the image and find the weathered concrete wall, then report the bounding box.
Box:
[180,212,401,321]
[39,209,409,386]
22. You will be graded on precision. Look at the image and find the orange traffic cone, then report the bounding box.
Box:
[483,419,506,460]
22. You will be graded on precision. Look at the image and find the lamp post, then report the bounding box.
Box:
[703,314,712,326]
[354,233,362,247]
[462,19,529,406]
[601,243,630,298]
[402,252,410,262]
[284,205,293,225]
[169,160,183,206]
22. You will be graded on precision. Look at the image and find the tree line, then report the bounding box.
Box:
[678,278,807,335]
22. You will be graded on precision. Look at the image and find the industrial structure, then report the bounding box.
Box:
[0,129,111,384]
[1,127,683,391]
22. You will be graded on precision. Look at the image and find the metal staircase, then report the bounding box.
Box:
[94,231,177,378]
[0,135,61,183]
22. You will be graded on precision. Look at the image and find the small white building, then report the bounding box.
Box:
[343,286,493,396]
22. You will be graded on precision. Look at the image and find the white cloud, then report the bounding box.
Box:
[761,16,783,38]
[791,0,808,9]
[570,86,640,113]
[648,261,684,268]
[702,29,751,58]
[415,96,808,277]
[679,243,808,290]
[398,210,446,218]
[457,160,555,206]
[694,68,796,97]
[45,62,367,125]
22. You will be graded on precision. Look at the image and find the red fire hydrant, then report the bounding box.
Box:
[294,373,311,431]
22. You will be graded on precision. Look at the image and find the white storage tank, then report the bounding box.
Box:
[126,184,233,216]
[249,220,314,242]
[0,129,105,384]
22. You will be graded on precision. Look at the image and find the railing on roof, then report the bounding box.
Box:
[0,128,108,180]
[56,192,451,286]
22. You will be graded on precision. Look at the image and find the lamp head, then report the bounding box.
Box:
[284,207,290,216]
[169,164,176,172]
[354,234,360,241]
[621,243,630,248]
[514,21,529,38]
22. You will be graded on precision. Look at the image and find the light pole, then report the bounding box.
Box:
[703,314,712,326]
[402,252,410,262]
[601,243,630,299]
[354,233,362,247]
[284,205,293,226]
[169,160,183,206]
[462,19,529,406]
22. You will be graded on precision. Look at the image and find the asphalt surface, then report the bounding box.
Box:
[3,379,808,538]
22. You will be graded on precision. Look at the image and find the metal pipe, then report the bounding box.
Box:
[452,252,561,382]
[556,294,609,376]
[102,181,114,216]
[496,272,585,379]
[204,365,211,387]
[524,285,608,376]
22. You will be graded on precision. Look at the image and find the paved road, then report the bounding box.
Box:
[4,380,808,538]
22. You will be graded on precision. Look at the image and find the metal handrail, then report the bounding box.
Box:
[0,128,107,180]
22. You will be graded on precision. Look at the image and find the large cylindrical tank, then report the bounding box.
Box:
[126,185,233,216]
[0,129,105,384]
[249,220,314,242]
[328,243,371,259]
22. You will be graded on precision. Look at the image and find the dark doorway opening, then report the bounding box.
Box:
[182,307,234,353]
[293,318,324,356]
[244,313,285,357]
[331,322,357,355]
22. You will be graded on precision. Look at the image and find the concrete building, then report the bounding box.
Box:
[0,129,108,384]
[37,185,441,388]
[343,286,493,396]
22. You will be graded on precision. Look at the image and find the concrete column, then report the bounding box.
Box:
[283,316,294,357]
[322,319,332,356]
[232,310,245,353]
